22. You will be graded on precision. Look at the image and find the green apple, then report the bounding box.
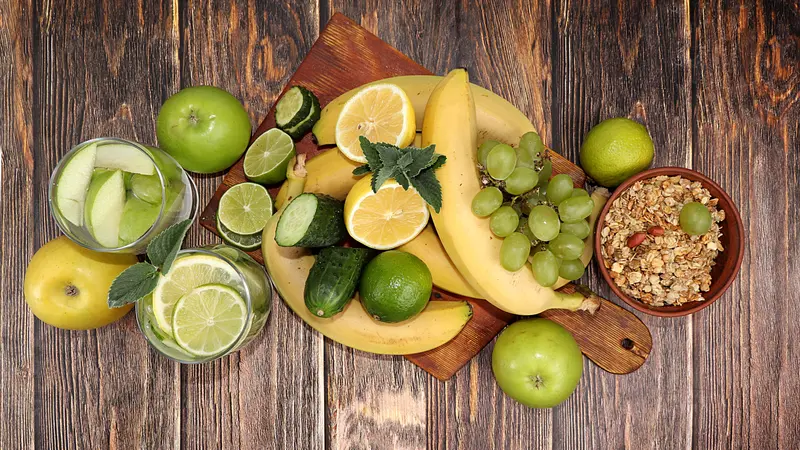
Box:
[119,194,160,244]
[131,173,163,204]
[156,86,251,174]
[95,142,155,175]
[55,143,97,226]
[491,318,583,408]
[24,236,138,330]
[85,169,126,248]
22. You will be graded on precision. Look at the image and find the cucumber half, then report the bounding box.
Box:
[275,86,314,132]
[275,193,346,247]
[283,89,321,140]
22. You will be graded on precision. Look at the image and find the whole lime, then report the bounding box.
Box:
[579,117,654,187]
[157,86,252,174]
[359,251,432,323]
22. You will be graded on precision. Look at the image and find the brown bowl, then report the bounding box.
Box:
[593,167,745,317]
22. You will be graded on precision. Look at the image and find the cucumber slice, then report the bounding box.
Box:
[275,193,346,247]
[275,86,313,131]
[284,90,320,140]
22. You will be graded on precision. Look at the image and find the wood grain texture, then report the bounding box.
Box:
[691,1,800,448]
[179,0,323,449]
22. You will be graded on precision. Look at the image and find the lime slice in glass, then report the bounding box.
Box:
[216,212,262,251]
[152,254,243,336]
[243,128,296,185]
[217,182,273,235]
[172,284,247,357]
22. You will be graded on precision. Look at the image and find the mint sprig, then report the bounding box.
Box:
[107,219,193,308]
[353,136,447,212]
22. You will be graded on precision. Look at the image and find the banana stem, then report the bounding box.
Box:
[275,154,308,209]
[553,288,601,315]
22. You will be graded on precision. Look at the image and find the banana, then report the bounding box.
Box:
[262,210,473,355]
[423,69,594,316]
[274,154,307,209]
[313,75,534,147]
[276,148,363,202]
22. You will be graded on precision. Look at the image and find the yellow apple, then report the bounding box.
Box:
[24,236,138,330]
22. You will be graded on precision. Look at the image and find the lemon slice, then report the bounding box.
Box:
[344,175,429,250]
[334,84,416,163]
[172,284,247,357]
[152,254,244,336]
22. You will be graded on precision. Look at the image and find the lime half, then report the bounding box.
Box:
[172,284,248,357]
[244,128,296,184]
[152,254,243,336]
[218,182,273,235]
[216,212,262,251]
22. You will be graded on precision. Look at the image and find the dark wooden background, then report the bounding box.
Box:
[1,0,798,449]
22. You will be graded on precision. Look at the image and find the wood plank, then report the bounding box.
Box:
[178,1,324,448]
[30,1,182,448]
[0,0,35,448]
[691,1,800,448]
[551,0,694,448]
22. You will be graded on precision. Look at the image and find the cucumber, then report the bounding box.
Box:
[304,247,373,318]
[275,193,346,247]
[284,90,320,140]
[275,86,313,131]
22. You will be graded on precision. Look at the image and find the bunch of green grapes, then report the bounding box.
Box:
[471,132,595,287]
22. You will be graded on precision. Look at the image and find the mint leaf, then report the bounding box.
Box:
[404,145,436,178]
[359,137,382,171]
[146,218,193,273]
[107,263,160,308]
[372,165,395,192]
[353,165,371,176]
[394,170,411,189]
[396,151,414,170]
[428,154,447,171]
[412,167,443,213]
[374,143,401,169]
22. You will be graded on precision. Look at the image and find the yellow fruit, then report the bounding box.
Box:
[262,210,472,355]
[314,75,535,148]
[274,154,308,209]
[344,175,429,250]
[24,236,138,330]
[423,69,591,316]
[334,83,416,163]
[275,148,363,203]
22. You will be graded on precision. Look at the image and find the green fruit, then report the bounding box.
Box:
[156,86,252,174]
[54,143,97,226]
[358,251,432,323]
[84,170,126,248]
[119,194,160,245]
[491,318,583,408]
[679,202,712,235]
[580,117,654,187]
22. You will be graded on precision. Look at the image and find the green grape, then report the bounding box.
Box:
[500,232,532,271]
[506,201,523,216]
[528,205,560,241]
[680,202,712,235]
[560,219,591,240]
[570,188,589,198]
[537,160,552,186]
[478,140,501,167]
[546,174,574,205]
[504,167,539,195]
[490,206,520,237]
[530,250,560,287]
[559,259,586,281]
[472,187,504,217]
[516,132,544,169]
[518,217,539,244]
[486,144,517,180]
[558,195,595,223]
[131,173,163,205]
[547,233,585,260]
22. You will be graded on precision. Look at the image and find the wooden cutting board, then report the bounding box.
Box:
[199,13,652,380]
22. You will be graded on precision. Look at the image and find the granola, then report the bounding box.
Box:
[600,175,725,306]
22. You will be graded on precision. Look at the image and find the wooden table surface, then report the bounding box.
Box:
[1,1,798,449]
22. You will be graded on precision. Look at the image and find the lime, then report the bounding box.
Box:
[358,251,432,323]
[243,128,296,184]
[152,254,244,336]
[172,284,248,357]
[579,117,654,187]
[217,182,273,235]
[216,212,262,251]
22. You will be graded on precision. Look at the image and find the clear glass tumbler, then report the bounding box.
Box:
[136,245,272,363]
[49,137,198,254]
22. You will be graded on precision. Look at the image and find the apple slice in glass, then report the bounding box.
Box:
[95,143,156,175]
[55,143,98,226]
[84,170,126,248]
[118,194,160,245]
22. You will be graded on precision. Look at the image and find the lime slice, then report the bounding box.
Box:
[217,182,273,235]
[152,254,244,336]
[216,212,262,251]
[172,284,248,357]
[243,128,296,185]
